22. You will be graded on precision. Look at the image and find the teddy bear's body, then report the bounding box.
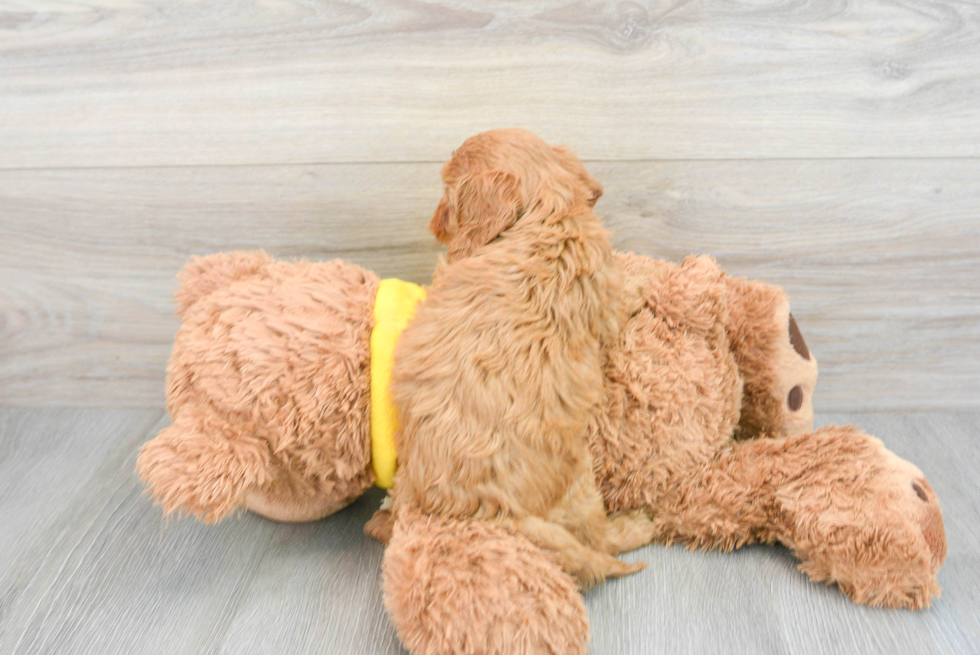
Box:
[138,249,946,655]
[591,253,943,604]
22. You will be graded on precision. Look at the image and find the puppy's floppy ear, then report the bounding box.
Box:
[454,169,523,249]
[582,171,602,207]
[553,145,602,207]
[429,197,452,242]
[582,171,603,207]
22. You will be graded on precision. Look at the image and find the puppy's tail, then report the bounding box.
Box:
[174,250,272,317]
[136,411,271,523]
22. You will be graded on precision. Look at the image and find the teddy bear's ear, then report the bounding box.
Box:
[449,169,523,258]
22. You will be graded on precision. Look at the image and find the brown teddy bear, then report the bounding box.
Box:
[137,247,946,655]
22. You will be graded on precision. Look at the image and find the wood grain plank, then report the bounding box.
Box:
[0,408,161,569]
[216,487,406,655]
[2,159,976,410]
[2,410,975,654]
[0,410,283,655]
[765,413,980,655]
[588,543,790,654]
[589,413,980,655]
[604,159,980,412]
[0,164,444,407]
[2,0,980,168]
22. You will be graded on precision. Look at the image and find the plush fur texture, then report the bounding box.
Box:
[137,245,947,653]
[589,253,744,514]
[383,507,590,655]
[587,253,944,609]
[636,425,945,608]
[389,129,653,588]
[136,131,947,655]
[724,274,818,440]
[379,250,946,653]
[137,252,378,523]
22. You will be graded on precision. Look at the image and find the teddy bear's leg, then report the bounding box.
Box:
[770,426,946,608]
[651,425,946,608]
[724,275,819,439]
[383,509,590,655]
[243,464,375,523]
[139,411,374,524]
[136,408,273,523]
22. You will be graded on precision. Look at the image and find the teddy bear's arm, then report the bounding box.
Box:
[650,424,946,608]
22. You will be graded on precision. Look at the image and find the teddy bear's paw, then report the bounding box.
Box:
[800,544,943,610]
[796,478,945,610]
[136,420,271,523]
[726,276,818,440]
[777,427,946,609]
[768,310,819,436]
[383,511,589,655]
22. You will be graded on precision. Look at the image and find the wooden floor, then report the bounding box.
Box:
[0,409,977,655]
[2,1,979,653]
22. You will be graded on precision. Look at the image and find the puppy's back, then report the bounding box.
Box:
[391,210,621,521]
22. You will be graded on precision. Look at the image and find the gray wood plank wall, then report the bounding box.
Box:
[1,0,979,410]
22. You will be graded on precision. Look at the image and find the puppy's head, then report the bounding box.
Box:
[430,129,603,262]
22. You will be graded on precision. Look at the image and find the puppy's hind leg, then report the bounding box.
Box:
[385,509,591,655]
[517,516,646,590]
[604,510,657,555]
[552,462,656,556]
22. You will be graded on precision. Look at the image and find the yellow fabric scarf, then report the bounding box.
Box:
[370,278,426,489]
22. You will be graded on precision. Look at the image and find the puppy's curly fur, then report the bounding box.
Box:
[389,129,654,586]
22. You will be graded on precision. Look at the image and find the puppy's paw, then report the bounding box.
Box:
[364,508,394,544]
[571,550,647,590]
[604,558,647,579]
[605,509,657,554]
